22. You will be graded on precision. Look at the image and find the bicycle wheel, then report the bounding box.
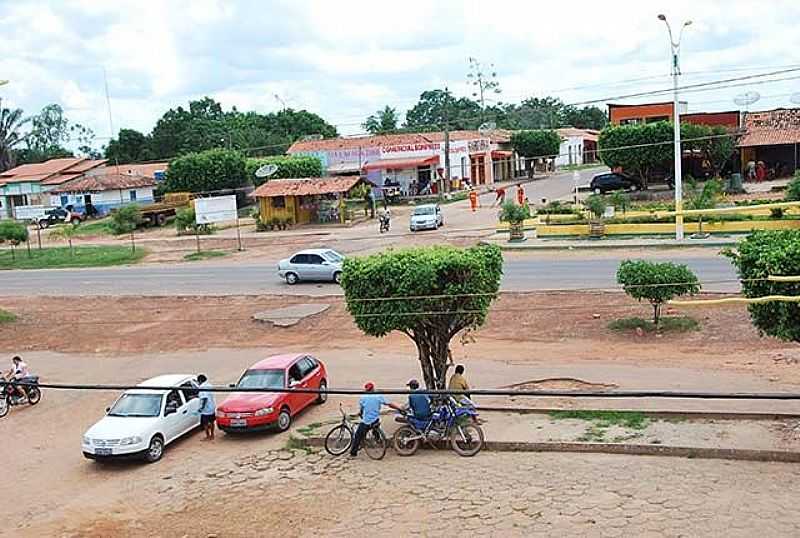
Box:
[363,427,387,460]
[450,423,484,457]
[324,424,353,456]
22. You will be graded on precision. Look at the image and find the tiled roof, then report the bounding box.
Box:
[738,108,800,147]
[110,163,168,178]
[0,158,106,185]
[250,176,361,198]
[362,155,440,171]
[556,128,599,142]
[288,130,512,153]
[49,174,156,193]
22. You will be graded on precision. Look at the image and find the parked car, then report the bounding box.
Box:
[36,206,83,229]
[409,203,443,231]
[589,173,643,194]
[82,374,201,463]
[216,354,327,433]
[277,248,344,285]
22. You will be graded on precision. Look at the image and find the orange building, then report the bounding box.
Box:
[608,102,740,129]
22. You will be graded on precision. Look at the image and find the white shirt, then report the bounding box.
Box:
[12,361,29,379]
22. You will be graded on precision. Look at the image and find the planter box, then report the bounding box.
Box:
[536,219,800,237]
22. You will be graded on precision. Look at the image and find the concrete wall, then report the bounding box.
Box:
[49,187,155,215]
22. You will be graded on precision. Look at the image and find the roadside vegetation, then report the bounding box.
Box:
[0,308,16,324]
[616,260,701,327]
[183,250,228,262]
[0,245,145,270]
[608,316,699,334]
[550,410,651,443]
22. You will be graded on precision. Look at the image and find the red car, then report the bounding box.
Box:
[216,354,327,433]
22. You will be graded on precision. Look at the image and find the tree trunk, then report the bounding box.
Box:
[413,332,453,390]
[652,302,661,327]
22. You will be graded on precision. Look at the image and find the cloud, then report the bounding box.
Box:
[1,0,799,144]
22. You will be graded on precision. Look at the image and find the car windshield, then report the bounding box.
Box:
[413,207,435,216]
[107,393,163,417]
[322,250,344,263]
[237,369,285,389]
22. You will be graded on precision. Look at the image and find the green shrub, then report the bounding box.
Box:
[498,201,530,223]
[175,207,214,235]
[608,191,631,215]
[786,175,800,202]
[616,260,701,326]
[165,148,248,193]
[0,220,29,245]
[109,205,142,234]
[770,207,785,219]
[245,155,324,186]
[584,194,607,219]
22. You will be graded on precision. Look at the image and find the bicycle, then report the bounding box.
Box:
[324,403,387,460]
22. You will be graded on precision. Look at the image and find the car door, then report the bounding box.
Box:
[179,381,202,431]
[162,389,186,443]
[306,253,329,280]
[289,254,309,280]
[286,361,306,413]
[300,356,323,408]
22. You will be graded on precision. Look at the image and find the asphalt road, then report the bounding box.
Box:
[0,255,738,296]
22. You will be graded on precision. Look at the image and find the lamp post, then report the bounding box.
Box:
[658,14,692,240]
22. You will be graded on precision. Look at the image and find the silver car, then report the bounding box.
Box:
[409,204,443,232]
[278,249,345,285]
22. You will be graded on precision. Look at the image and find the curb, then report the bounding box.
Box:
[481,239,735,251]
[476,407,800,421]
[296,435,800,464]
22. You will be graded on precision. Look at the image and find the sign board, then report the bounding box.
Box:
[194,195,237,225]
[14,205,48,221]
[603,206,616,218]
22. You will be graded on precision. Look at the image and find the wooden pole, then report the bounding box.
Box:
[236,218,243,251]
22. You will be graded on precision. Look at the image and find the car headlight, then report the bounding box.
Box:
[82,436,92,446]
[254,407,274,417]
[119,436,143,446]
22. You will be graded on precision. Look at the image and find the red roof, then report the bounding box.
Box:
[49,174,156,193]
[362,155,440,171]
[738,108,800,147]
[100,163,168,179]
[249,354,304,370]
[0,158,106,185]
[288,130,512,153]
[250,176,361,198]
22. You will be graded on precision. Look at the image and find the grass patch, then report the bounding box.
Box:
[608,316,699,333]
[0,246,145,270]
[296,422,323,436]
[550,410,650,430]
[0,309,16,324]
[71,218,115,237]
[183,250,229,262]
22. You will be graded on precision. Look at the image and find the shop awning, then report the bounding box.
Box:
[491,150,513,159]
[362,155,440,171]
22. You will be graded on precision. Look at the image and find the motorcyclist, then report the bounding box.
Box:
[405,379,432,422]
[378,205,391,231]
[4,356,30,403]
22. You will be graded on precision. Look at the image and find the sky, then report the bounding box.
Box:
[2,0,800,149]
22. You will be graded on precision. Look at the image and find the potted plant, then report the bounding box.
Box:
[499,201,531,242]
[584,194,607,238]
[270,217,281,231]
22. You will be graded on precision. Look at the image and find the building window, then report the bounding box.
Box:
[60,195,69,206]
[461,157,468,178]
[129,190,137,201]
[620,118,642,126]
[645,116,669,124]
[272,196,286,209]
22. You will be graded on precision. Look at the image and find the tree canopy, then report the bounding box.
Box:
[163,148,248,193]
[510,130,561,175]
[363,106,399,134]
[245,155,324,186]
[341,244,503,389]
[0,105,27,172]
[724,230,800,342]
[105,128,151,164]
[404,89,484,131]
[616,260,701,325]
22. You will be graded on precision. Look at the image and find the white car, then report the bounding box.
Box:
[409,204,443,231]
[277,248,345,285]
[82,374,202,463]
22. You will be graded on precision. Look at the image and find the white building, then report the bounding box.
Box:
[49,173,156,216]
[555,128,600,167]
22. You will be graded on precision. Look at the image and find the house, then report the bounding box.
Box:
[738,108,800,178]
[0,157,106,219]
[287,130,514,196]
[250,176,365,225]
[555,128,600,167]
[48,173,156,216]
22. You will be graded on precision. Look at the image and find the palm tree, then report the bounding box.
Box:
[0,101,28,172]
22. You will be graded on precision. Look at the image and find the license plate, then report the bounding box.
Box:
[231,419,247,427]
[95,448,113,456]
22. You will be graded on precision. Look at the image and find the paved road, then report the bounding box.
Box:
[0,255,737,296]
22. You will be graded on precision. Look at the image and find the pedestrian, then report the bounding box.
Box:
[756,161,767,183]
[469,189,478,212]
[492,186,506,207]
[448,364,472,403]
[196,374,216,440]
[349,382,402,457]
[516,184,525,205]
[746,160,756,181]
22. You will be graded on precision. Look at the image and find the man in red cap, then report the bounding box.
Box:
[350,382,401,457]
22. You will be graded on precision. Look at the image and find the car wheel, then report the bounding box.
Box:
[144,435,164,463]
[285,272,299,285]
[316,380,328,404]
[593,187,602,195]
[277,407,292,432]
[333,272,342,285]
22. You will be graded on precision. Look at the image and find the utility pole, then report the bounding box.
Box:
[443,87,451,194]
[658,14,692,241]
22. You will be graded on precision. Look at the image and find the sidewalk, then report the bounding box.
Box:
[482,235,739,250]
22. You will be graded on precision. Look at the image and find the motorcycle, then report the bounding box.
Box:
[393,396,484,457]
[379,214,391,234]
[0,375,41,418]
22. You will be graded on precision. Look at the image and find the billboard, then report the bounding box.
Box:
[194,195,237,224]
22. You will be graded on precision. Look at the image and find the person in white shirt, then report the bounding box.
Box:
[5,356,30,402]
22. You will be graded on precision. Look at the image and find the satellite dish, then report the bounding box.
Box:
[302,134,324,141]
[790,92,800,105]
[255,164,279,178]
[734,91,761,106]
[478,121,496,136]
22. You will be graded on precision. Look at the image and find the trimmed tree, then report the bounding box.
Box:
[245,155,324,186]
[164,148,248,193]
[786,174,800,202]
[0,220,29,261]
[341,244,503,389]
[616,260,701,326]
[724,230,800,342]
[109,205,142,234]
[510,130,561,177]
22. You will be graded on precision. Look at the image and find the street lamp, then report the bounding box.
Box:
[658,14,692,240]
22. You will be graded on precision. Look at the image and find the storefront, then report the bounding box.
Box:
[251,176,364,226]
